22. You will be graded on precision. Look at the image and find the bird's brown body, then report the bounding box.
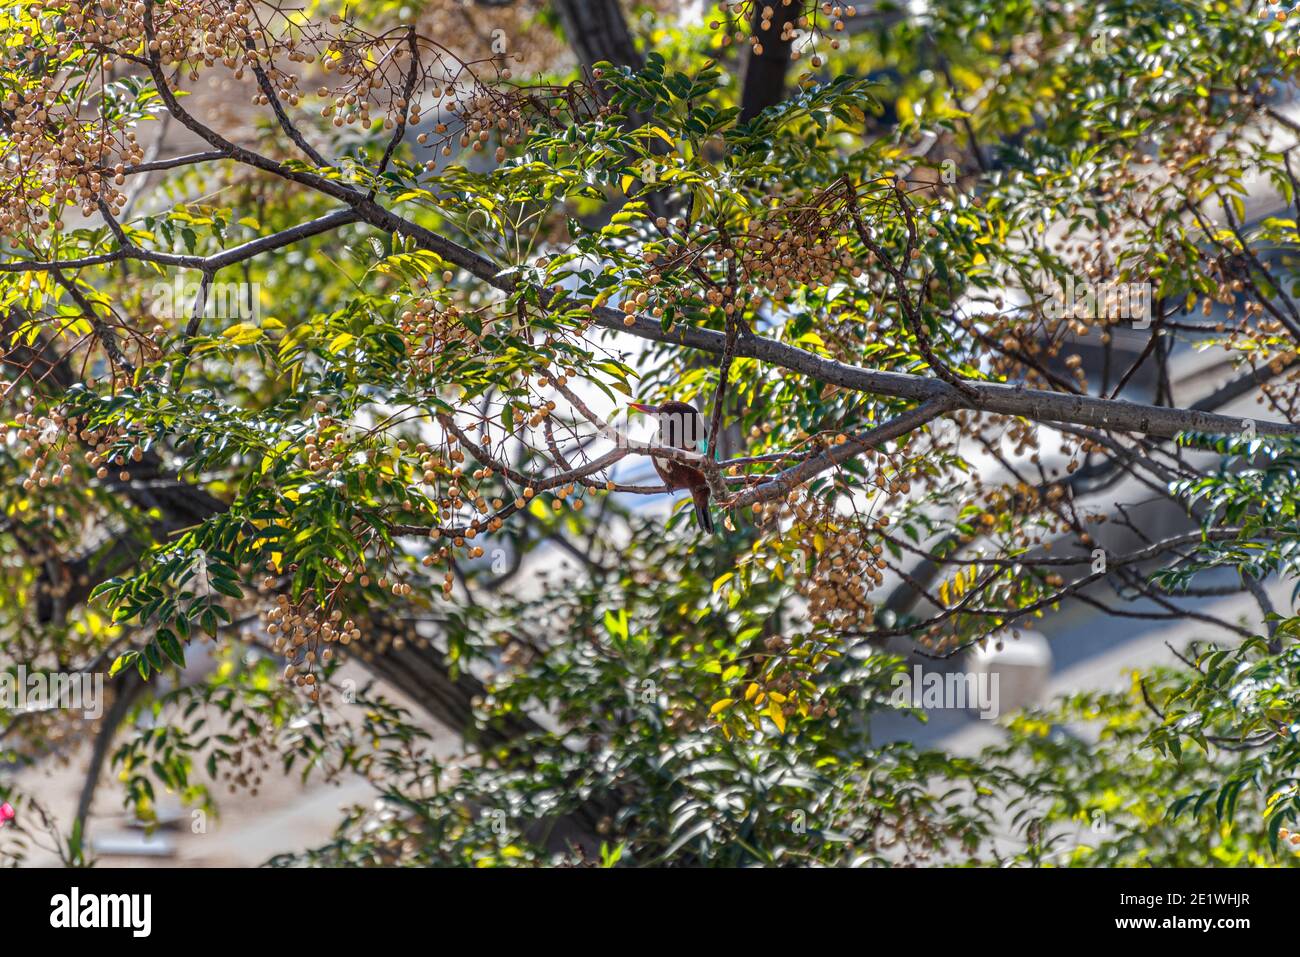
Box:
[631,400,715,533]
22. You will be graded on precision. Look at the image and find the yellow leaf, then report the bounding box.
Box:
[710,698,734,715]
[767,701,787,734]
[329,332,355,353]
[221,322,262,345]
[949,64,983,93]
[691,187,709,223]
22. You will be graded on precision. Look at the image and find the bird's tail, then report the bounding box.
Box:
[691,485,715,534]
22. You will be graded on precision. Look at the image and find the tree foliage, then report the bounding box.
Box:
[2,0,1300,866]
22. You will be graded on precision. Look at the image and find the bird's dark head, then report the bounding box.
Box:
[630,400,700,415]
[630,400,706,451]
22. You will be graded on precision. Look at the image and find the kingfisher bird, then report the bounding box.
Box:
[630,400,715,533]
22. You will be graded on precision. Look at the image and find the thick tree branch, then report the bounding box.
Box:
[602,310,1300,439]
[729,397,955,508]
[1,207,360,275]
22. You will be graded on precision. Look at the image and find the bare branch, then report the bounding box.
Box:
[729,397,955,508]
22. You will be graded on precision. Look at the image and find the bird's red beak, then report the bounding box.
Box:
[629,402,656,414]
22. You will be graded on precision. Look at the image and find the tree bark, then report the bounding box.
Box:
[739,0,802,121]
[74,669,146,843]
[551,0,643,73]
